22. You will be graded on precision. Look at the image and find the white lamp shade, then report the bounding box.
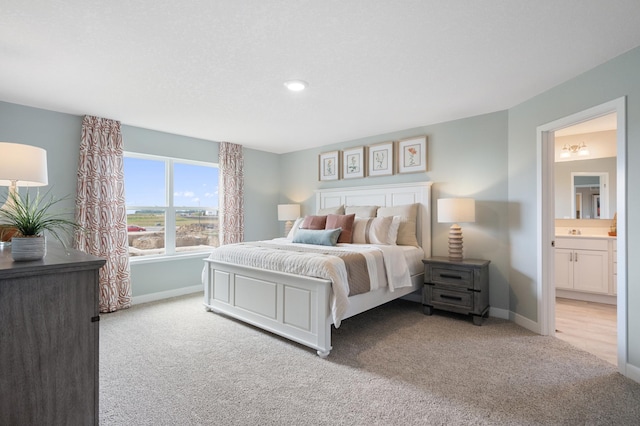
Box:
[0,142,49,187]
[277,204,300,221]
[437,198,475,224]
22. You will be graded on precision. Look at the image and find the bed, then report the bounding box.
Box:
[203,182,432,356]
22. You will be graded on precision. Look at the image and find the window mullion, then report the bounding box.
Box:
[165,159,176,255]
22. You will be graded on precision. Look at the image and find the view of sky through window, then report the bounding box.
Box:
[124,157,218,208]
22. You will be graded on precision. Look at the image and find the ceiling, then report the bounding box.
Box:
[2,1,640,154]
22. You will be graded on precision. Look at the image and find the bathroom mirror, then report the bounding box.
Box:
[570,172,608,219]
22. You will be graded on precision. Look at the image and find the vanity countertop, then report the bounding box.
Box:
[555,234,616,240]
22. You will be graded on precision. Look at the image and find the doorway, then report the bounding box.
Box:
[537,97,627,375]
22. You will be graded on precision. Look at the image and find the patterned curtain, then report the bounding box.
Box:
[75,115,132,312]
[219,142,244,245]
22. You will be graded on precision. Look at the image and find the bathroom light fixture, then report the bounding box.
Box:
[283,80,308,92]
[560,142,590,158]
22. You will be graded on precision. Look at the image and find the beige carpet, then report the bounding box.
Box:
[100,293,640,425]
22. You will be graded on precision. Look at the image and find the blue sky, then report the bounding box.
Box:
[124,157,218,208]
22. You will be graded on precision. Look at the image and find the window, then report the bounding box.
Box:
[124,153,219,258]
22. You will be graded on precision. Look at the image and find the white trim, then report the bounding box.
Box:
[129,252,211,265]
[626,363,640,385]
[511,311,541,334]
[489,306,510,320]
[132,285,202,305]
[536,97,627,377]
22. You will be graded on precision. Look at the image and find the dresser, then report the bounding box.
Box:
[0,243,105,426]
[422,257,490,325]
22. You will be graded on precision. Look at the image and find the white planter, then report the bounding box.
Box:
[11,236,46,261]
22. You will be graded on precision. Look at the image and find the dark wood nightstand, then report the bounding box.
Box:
[422,257,490,325]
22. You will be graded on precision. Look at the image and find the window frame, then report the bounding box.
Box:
[124,151,219,263]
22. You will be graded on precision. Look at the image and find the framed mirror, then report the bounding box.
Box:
[570,172,608,219]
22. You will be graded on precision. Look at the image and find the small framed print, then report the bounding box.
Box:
[319,150,340,181]
[367,142,394,177]
[397,136,427,174]
[342,146,365,179]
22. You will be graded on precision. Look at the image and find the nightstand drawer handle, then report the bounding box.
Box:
[440,273,463,280]
[440,294,463,301]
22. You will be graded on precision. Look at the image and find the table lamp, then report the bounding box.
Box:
[277,204,300,237]
[437,198,475,262]
[0,142,49,245]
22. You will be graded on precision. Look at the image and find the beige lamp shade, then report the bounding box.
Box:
[0,142,49,187]
[278,204,300,237]
[437,198,475,262]
[277,204,300,221]
[437,198,475,224]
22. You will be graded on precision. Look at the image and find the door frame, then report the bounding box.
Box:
[537,97,627,374]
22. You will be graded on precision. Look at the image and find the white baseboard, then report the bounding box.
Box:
[132,285,202,305]
[489,306,509,320]
[510,311,541,334]
[625,362,640,385]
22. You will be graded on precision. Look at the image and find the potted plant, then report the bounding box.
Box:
[0,189,79,261]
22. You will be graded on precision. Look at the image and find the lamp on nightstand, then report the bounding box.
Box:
[277,204,300,237]
[437,198,475,262]
[0,142,49,246]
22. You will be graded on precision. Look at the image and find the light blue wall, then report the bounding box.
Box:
[280,111,511,313]
[0,101,82,225]
[0,103,280,299]
[508,45,640,367]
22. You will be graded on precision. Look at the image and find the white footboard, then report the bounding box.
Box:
[203,259,334,357]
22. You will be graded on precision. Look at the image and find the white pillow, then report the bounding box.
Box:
[352,216,394,245]
[387,215,401,245]
[317,205,345,215]
[377,204,418,246]
[286,217,304,239]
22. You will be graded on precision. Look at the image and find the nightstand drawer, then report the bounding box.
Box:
[430,287,473,309]
[429,266,473,289]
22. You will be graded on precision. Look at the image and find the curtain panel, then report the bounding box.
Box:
[219,142,244,245]
[75,115,132,312]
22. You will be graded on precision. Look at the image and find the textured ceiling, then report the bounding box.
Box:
[2,1,640,154]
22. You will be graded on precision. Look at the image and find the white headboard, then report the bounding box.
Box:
[315,182,432,258]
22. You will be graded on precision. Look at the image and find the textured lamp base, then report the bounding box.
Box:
[448,224,463,262]
[283,220,293,237]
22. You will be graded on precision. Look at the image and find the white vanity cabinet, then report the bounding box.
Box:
[555,237,609,294]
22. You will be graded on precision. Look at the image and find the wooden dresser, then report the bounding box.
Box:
[0,243,105,426]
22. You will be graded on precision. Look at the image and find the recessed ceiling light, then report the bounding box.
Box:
[284,80,308,92]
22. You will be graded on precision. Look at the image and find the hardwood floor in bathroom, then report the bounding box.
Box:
[555,297,617,365]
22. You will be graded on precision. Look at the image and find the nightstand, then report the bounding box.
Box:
[422,257,490,325]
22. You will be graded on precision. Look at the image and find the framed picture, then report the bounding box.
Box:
[342,146,365,179]
[397,136,427,174]
[318,150,340,181]
[367,142,394,177]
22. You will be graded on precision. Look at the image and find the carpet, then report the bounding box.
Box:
[99,293,640,425]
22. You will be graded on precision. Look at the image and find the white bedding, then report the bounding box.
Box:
[205,239,422,327]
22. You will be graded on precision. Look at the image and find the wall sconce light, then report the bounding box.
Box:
[437,198,475,262]
[560,142,590,158]
[277,204,300,236]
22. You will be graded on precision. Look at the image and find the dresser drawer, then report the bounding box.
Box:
[428,266,473,289]
[430,287,473,310]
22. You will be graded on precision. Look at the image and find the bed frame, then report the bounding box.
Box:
[203,182,432,356]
